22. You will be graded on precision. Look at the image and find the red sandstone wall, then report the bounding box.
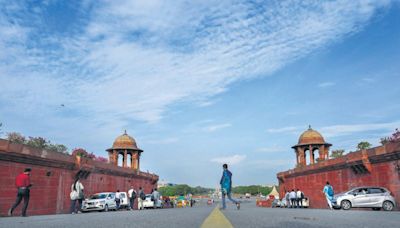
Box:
[278,142,400,210]
[0,139,158,216]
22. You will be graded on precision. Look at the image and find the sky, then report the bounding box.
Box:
[0,0,399,188]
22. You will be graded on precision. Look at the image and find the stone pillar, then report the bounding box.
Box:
[130,152,134,170]
[123,150,128,168]
[309,145,314,164]
[299,148,306,166]
[137,153,140,171]
[108,151,114,164]
[113,150,118,166]
[295,150,299,165]
[319,145,325,160]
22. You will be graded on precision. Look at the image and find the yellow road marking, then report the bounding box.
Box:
[201,207,234,228]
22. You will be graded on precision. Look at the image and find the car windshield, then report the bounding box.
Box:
[90,194,107,199]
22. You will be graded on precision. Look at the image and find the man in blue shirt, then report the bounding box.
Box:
[323,181,334,209]
[220,164,240,210]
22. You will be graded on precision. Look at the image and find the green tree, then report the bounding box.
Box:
[26,136,48,149]
[357,141,372,150]
[46,144,69,154]
[0,122,3,136]
[330,149,345,159]
[6,132,27,144]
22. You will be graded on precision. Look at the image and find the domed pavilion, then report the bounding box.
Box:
[292,126,332,166]
[106,130,143,171]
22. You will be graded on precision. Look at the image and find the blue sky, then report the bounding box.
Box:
[0,0,399,188]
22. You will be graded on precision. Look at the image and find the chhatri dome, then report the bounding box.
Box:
[106,130,143,171]
[292,126,332,167]
[110,130,142,151]
[296,126,326,145]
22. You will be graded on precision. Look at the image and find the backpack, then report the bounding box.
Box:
[327,186,334,197]
[301,192,304,199]
[131,191,137,199]
[140,191,146,200]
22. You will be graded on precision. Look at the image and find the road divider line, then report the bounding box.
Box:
[200,207,234,228]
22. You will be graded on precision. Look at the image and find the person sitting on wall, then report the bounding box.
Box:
[8,168,32,217]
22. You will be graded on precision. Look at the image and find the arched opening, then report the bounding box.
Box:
[118,153,123,167]
[313,148,320,163]
[127,154,132,168]
[304,148,310,165]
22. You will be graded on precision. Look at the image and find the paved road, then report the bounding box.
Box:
[1,199,399,228]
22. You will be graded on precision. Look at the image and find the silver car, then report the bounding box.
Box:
[82,192,118,212]
[334,187,396,211]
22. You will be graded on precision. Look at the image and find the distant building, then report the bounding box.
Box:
[157,179,176,188]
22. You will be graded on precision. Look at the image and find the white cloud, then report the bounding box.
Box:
[0,0,395,125]
[321,121,400,137]
[256,146,287,153]
[267,126,301,134]
[318,82,336,88]
[211,154,247,165]
[143,137,179,145]
[203,123,232,132]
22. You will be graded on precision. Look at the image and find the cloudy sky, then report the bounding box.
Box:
[1,0,399,187]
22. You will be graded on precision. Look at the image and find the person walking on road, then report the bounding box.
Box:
[70,177,84,214]
[128,187,137,210]
[8,168,32,217]
[289,189,297,208]
[220,163,240,210]
[151,188,160,209]
[138,187,145,210]
[284,191,290,208]
[115,190,121,210]
[323,181,335,209]
[296,189,304,208]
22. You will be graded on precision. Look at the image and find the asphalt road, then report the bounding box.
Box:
[1,199,399,228]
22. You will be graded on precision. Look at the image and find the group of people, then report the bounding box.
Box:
[284,189,305,208]
[69,178,154,213]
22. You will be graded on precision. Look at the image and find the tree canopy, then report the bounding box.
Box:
[159,184,213,196]
[330,149,345,159]
[357,141,372,150]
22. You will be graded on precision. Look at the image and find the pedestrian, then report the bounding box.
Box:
[138,187,145,210]
[8,168,32,217]
[289,189,297,208]
[115,189,121,210]
[323,181,334,209]
[284,191,290,208]
[70,177,84,214]
[296,189,303,208]
[151,188,160,209]
[128,186,137,210]
[219,163,240,210]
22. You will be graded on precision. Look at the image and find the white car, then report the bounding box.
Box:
[116,192,130,209]
[334,187,396,211]
[143,194,163,209]
[82,192,117,212]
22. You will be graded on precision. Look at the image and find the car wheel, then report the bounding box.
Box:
[382,201,394,211]
[372,207,381,211]
[341,200,351,210]
[104,204,109,212]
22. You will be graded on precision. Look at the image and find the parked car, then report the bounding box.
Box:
[334,187,396,211]
[117,192,130,209]
[82,192,117,212]
[143,194,163,209]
